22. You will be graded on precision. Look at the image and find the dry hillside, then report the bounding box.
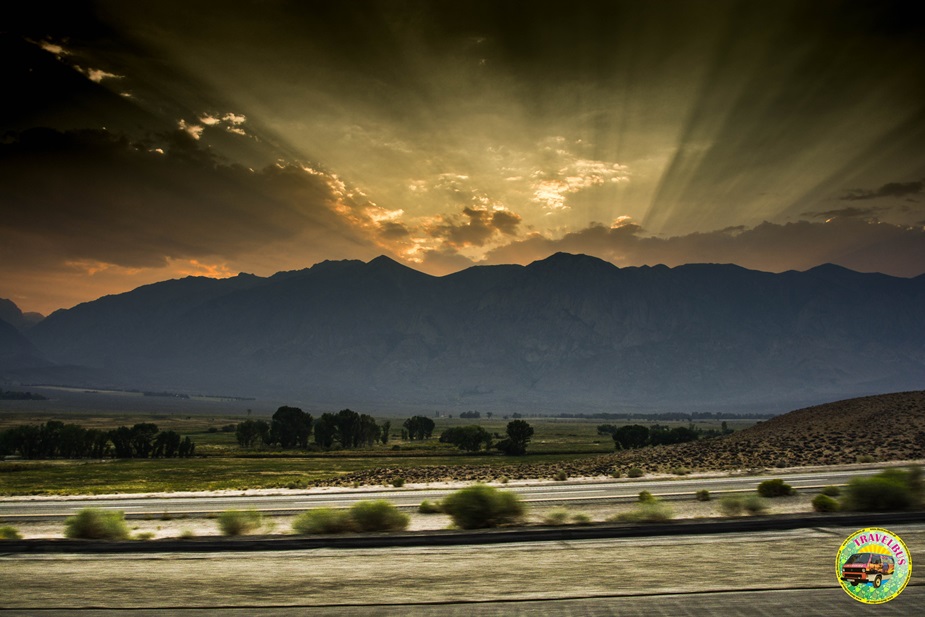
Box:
[319,391,925,486]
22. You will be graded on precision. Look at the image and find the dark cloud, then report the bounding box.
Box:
[480,219,925,278]
[0,127,380,282]
[429,207,522,248]
[804,207,884,220]
[841,180,924,201]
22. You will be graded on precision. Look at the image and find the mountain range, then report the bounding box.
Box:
[2,253,924,413]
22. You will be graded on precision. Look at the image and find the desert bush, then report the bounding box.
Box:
[671,467,691,476]
[627,467,644,478]
[757,479,795,497]
[695,489,711,502]
[350,500,409,532]
[134,531,155,540]
[638,490,657,503]
[857,454,876,464]
[610,502,673,523]
[217,509,264,536]
[418,499,443,514]
[499,476,510,484]
[743,495,768,515]
[719,496,744,516]
[64,508,130,540]
[0,525,22,540]
[542,508,571,526]
[292,508,356,534]
[179,529,196,539]
[572,513,592,525]
[440,484,525,529]
[812,494,840,512]
[553,470,568,482]
[821,485,841,497]
[391,477,405,488]
[843,469,921,512]
[611,468,622,478]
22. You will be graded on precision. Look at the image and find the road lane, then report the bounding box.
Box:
[2,524,923,613]
[0,467,885,520]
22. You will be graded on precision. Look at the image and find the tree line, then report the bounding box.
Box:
[597,422,732,450]
[438,419,534,455]
[0,421,195,459]
[236,407,398,450]
[237,407,535,455]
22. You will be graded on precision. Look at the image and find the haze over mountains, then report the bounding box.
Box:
[2,253,924,414]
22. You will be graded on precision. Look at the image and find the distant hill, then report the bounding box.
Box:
[22,253,925,413]
[602,390,925,473]
[0,298,43,331]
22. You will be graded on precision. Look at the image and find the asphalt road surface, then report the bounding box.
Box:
[0,468,881,521]
[2,524,922,615]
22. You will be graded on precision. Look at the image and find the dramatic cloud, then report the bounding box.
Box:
[427,207,523,249]
[4,0,925,312]
[0,128,384,312]
[480,219,925,278]
[841,180,924,201]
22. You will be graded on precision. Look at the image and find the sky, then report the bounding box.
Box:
[2,0,925,315]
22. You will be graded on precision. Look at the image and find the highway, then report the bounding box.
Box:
[2,524,923,615]
[0,467,882,520]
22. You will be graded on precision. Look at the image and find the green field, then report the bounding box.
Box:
[0,412,757,495]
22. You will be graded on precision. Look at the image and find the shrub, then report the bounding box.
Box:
[418,499,443,514]
[857,454,875,464]
[217,509,264,536]
[350,500,409,532]
[821,485,841,497]
[843,471,919,512]
[627,467,644,478]
[499,476,509,484]
[743,495,768,515]
[391,477,405,488]
[611,468,622,478]
[0,525,22,540]
[812,494,840,512]
[572,513,592,525]
[553,470,568,482]
[64,508,130,540]
[441,484,526,529]
[757,479,795,498]
[292,508,356,534]
[610,503,673,523]
[179,529,196,539]
[542,508,571,526]
[638,490,657,503]
[134,531,155,540]
[671,467,691,476]
[719,496,744,516]
[695,489,711,502]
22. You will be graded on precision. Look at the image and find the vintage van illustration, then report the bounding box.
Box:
[841,552,895,588]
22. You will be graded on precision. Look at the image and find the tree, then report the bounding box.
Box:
[130,423,159,458]
[497,420,533,455]
[379,420,391,445]
[597,424,619,436]
[314,413,337,448]
[153,430,182,458]
[440,425,493,452]
[403,416,435,441]
[613,424,649,450]
[236,420,270,448]
[333,409,362,448]
[270,406,313,448]
[178,436,196,457]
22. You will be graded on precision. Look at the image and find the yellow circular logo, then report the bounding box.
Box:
[837,527,912,603]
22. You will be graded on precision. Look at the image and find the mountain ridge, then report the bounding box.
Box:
[13,253,925,413]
